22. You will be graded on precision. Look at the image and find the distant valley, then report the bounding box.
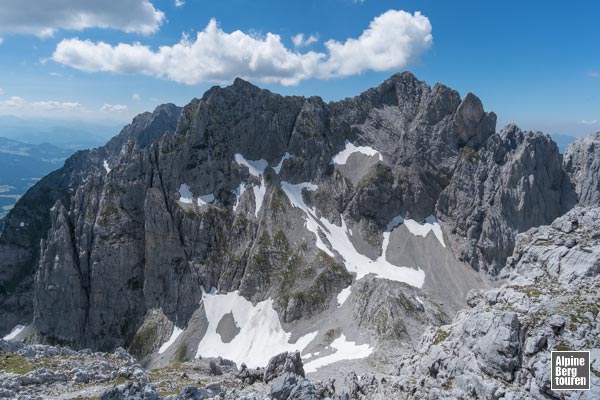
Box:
[0,118,122,218]
[0,137,72,218]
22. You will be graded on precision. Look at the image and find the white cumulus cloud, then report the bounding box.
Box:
[0,96,84,111]
[100,104,128,112]
[132,93,141,101]
[319,10,432,77]
[52,10,432,86]
[579,119,598,125]
[0,96,88,119]
[292,33,318,48]
[174,0,185,7]
[0,0,165,37]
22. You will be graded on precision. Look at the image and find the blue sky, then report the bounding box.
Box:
[0,0,599,137]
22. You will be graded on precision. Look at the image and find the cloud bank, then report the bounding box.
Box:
[52,10,432,86]
[0,95,132,120]
[0,0,164,37]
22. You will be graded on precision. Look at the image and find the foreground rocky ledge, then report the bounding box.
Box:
[2,207,600,400]
[0,343,344,399]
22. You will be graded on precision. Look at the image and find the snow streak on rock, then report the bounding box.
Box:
[158,326,183,354]
[337,286,352,307]
[273,152,292,174]
[281,181,425,287]
[2,324,25,341]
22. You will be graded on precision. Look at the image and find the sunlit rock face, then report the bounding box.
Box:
[2,72,590,377]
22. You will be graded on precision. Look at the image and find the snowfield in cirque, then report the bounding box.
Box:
[195,290,317,368]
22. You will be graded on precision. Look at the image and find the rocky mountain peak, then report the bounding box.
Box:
[2,73,600,391]
[105,103,182,153]
[564,130,600,206]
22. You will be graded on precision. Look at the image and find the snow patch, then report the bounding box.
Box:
[103,160,111,173]
[337,286,352,307]
[177,183,194,204]
[233,183,248,212]
[304,334,373,373]
[415,296,424,305]
[273,152,292,174]
[197,193,215,206]
[281,182,425,287]
[178,183,214,207]
[196,290,317,368]
[331,141,381,165]
[402,215,446,247]
[253,179,266,217]
[3,324,25,341]
[19,222,25,228]
[234,154,268,177]
[158,326,183,354]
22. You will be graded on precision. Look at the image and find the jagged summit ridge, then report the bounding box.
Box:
[1,73,598,381]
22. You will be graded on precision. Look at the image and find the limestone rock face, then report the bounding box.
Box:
[0,72,586,367]
[394,206,600,399]
[564,131,600,206]
[437,124,576,273]
[0,104,181,335]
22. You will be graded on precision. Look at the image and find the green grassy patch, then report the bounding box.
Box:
[433,329,450,345]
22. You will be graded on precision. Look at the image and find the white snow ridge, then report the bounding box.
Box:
[196,290,317,368]
[331,141,381,165]
[103,160,111,173]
